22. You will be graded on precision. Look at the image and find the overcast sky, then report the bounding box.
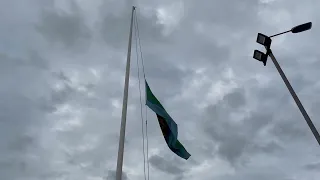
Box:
[1,0,320,179]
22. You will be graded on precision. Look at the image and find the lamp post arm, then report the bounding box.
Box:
[269,30,291,38]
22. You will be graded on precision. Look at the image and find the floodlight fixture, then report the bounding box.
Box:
[256,33,272,49]
[253,50,267,66]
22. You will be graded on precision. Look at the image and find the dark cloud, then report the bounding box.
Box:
[149,154,185,175]
[35,1,91,49]
[203,87,281,165]
[271,118,310,141]
[99,6,165,49]
[0,52,48,74]
[223,89,246,109]
[304,161,320,170]
[250,141,283,154]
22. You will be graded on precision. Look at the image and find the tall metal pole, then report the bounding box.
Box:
[268,49,320,145]
[116,6,135,180]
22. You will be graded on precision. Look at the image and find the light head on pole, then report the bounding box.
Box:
[254,33,271,66]
[291,22,312,33]
[253,50,267,66]
[256,33,272,49]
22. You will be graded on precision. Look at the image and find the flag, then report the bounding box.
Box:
[145,80,191,160]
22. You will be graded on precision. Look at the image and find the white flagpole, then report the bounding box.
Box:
[116,6,136,180]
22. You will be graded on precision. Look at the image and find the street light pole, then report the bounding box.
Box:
[253,22,320,146]
[267,48,320,145]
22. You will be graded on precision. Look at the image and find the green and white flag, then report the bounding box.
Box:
[145,80,190,160]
